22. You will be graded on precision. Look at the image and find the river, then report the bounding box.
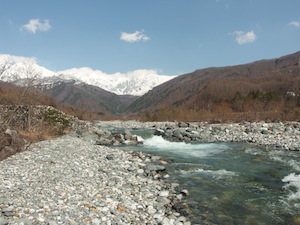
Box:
[116,130,300,225]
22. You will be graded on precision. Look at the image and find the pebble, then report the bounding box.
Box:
[180,189,189,196]
[0,218,8,225]
[137,169,144,174]
[0,135,189,224]
[160,191,169,197]
[92,218,101,225]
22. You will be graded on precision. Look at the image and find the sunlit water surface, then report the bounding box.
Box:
[115,130,300,225]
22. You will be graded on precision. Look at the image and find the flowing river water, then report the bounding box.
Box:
[116,130,300,225]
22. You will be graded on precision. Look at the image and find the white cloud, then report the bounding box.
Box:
[120,30,150,43]
[232,30,256,45]
[21,19,51,33]
[289,20,300,28]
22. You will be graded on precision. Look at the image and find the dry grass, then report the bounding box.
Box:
[19,130,55,143]
[18,124,72,143]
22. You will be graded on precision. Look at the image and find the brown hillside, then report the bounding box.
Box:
[127,51,300,121]
[0,81,88,121]
[39,80,138,116]
[0,81,57,107]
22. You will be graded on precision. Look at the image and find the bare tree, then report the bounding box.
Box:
[15,60,41,104]
[0,56,13,78]
[4,59,42,129]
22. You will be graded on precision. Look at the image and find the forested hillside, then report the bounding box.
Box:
[128,51,300,122]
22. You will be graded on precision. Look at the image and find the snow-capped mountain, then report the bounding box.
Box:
[57,67,174,96]
[0,54,55,82]
[0,54,175,96]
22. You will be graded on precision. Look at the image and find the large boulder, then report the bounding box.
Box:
[178,121,189,128]
[0,125,26,160]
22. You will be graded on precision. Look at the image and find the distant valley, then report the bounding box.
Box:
[0,51,299,121]
[0,54,174,116]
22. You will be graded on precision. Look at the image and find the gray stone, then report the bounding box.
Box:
[2,212,14,217]
[154,129,165,136]
[95,138,112,145]
[137,169,144,174]
[1,206,14,212]
[147,205,157,214]
[180,189,189,196]
[178,121,189,128]
[0,218,8,225]
[172,130,183,140]
[147,164,166,172]
[159,191,169,197]
[92,218,101,225]
[106,154,114,160]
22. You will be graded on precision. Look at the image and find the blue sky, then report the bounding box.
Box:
[1,0,300,75]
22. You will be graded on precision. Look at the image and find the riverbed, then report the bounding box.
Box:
[116,130,300,225]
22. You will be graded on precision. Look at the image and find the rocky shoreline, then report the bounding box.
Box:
[0,120,299,225]
[0,134,191,225]
[95,120,300,151]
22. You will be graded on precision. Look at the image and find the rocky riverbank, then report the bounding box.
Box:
[1,120,299,225]
[95,120,300,151]
[0,134,191,225]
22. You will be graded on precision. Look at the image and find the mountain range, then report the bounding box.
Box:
[0,51,299,121]
[0,54,175,96]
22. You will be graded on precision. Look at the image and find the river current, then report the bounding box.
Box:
[117,130,300,225]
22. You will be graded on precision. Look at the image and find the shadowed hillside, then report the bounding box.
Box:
[0,78,137,120]
[38,80,138,116]
[0,81,91,121]
[127,51,300,121]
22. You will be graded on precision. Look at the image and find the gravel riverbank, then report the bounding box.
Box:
[0,134,190,225]
[1,120,299,225]
[96,120,300,151]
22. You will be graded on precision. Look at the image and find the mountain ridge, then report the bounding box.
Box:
[127,50,300,121]
[0,54,175,96]
[36,79,138,114]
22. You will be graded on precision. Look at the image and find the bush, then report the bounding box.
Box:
[43,107,71,135]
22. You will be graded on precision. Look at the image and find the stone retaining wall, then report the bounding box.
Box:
[0,105,86,131]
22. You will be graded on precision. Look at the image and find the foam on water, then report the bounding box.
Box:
[180,168,238,180]
[269,152,300,172]
[282,173,300,202]
[244,147,265,156]
[120,134,299,223]
[143,135,228,158]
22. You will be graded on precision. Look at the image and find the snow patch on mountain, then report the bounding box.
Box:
[0,54,175,96]
[58,67,174,95]
[0,54,55,82]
